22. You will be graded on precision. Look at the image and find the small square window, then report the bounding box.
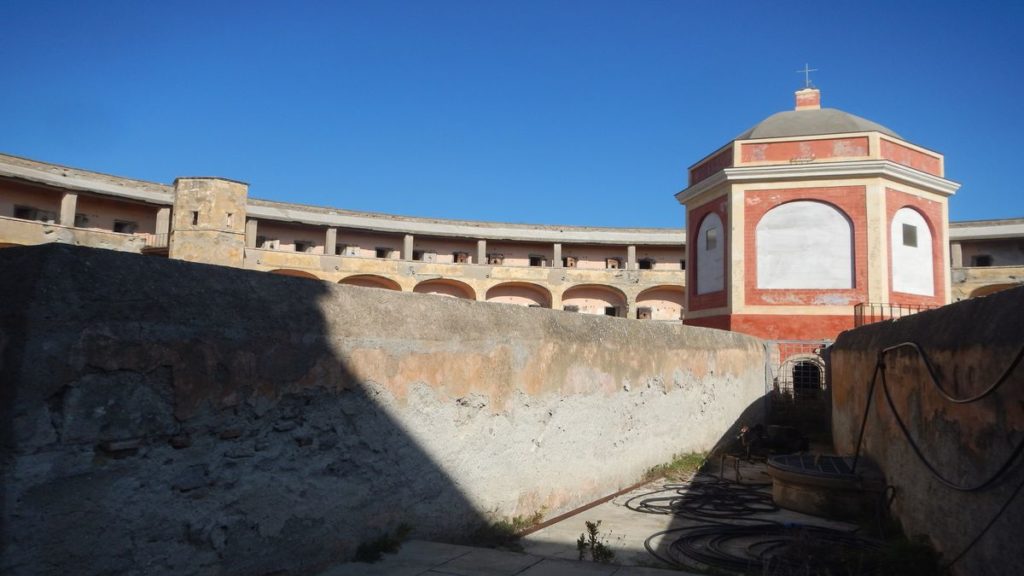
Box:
[335,244,345,256]
[453,252,469,264]
[375,247,391,259]
[294,240,314,253]
[487,253,504,265]
[638,259,653,270]
[705,228,718,251]
[637,307,652,320]
[605,258,621,269]
[604,306,618,317]
[74,213,89,227]
[412,250,424,261]
[902,223,918,248]
[563,256,578,268]
[563,305,579,312]
[529,255,545,267]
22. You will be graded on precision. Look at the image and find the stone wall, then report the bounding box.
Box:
[0,244,766,576]
[831,287,1024,576]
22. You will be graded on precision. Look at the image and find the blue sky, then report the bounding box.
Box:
[2,1,1021,228]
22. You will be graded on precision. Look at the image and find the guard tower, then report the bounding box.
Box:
[676,87,960,340]
[168,177,248,267]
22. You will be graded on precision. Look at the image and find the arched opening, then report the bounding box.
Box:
[561,284,627,317]
[756,200,853,289]
[0,243,21,249]
[970,283,1019,298]
[268,269,319,280]
[696,213,724,295]
[413,278,475,300]
[891,207,934,296]
[485,282,551,308]
[636,285,685,321]
[339,274,402,291]
[792,361,823,400]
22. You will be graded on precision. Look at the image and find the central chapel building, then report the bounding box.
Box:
[677,88,959,341]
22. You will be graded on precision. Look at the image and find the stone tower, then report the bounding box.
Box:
[168,177,248,267]
[676,88,960,341]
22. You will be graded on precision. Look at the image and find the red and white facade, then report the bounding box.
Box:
[677,89,960,341]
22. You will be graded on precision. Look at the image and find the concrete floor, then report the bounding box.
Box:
[321,458,860,576]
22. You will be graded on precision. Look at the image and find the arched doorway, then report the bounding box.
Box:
[561,284,627,317]
[485,282,551,308]
[339,274,402,291]
[413,278,476,300]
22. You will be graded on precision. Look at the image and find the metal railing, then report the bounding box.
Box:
[853,302,937,327]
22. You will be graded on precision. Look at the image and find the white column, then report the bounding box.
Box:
[477,239,487,264]
[59,192,78,227]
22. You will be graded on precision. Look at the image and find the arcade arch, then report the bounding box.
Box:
[413,278,476,300]
[636,285,685,321]
[339,274,402,291]
[562,284,627,317]
[486,282,551,308]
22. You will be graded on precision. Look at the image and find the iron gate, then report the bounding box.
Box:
[766,340,832,434]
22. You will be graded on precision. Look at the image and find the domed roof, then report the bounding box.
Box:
[736,107,901,140]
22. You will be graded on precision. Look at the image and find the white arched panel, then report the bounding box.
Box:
[891,207,934,296]
[696,213,724,295]
[756,201,853,289]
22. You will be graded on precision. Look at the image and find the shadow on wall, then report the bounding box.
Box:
[0,245,486,576]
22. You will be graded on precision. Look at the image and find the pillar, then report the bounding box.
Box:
[553,243,563,268]
[59,192,78,227]
[245,219,259,248]
[950,241,963,268]
[627,245,637,270]
[325,228,338,256]
[403,234,414,260]
[477,239,487,264]
[156,207,171,236]
[626,293,637,319]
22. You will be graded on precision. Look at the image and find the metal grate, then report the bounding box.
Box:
[854,302,936,327]
[769,454,854,478]
[767,340,831,433]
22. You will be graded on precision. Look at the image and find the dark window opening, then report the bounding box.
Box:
[902,223,918,248]
[680,259,687,271]
[638,258,654,270]
[487,253,504,265]
[258,237,279,249]
[604,306,618,317]
[191,211,199,226]
[563,305,579,312]
[792,361,823,400]
[563,256,578,268]
[113,220,138,234]
[294,240,314,253]
[637,307,652,320]
[605,258,621,270]
[225,212,234,228]
[453,252,469,264]
[14,205,56,223]
[972,255,993,267]
[375,247,391,259]
[74,213,89,227]
[412,250,424,261]
[335,244,345,255]
[529,255,545,267]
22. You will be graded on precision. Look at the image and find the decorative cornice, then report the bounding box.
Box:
[676,160,961,205]
[0,161,174,205]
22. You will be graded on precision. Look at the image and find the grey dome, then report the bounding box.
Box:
[736,108,901,140]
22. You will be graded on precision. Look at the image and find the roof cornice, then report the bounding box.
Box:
[0,156,174,205]
[675,160,960,204]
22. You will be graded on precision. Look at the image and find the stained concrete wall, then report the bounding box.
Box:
[0,244,766,576]
[831,287,1024,576]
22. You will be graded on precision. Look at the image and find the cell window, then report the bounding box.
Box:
[487,253,504,265]
[563,305,580,312]
[680,259,687,271]
[113,220,138,234]
[335,244,345,256]
[529,255,545,267]
[902,223,918,248]
[225,212,234,228]
[604,306,618,317]
[972,255,993,267]
[637,307,652,320]
[453,252,469,264]
[375,247,391,259]
[412,250,424,261]
[705,227,718,251]
[605,258,621,269]
[13,205,33,220]
[191,211,199,226]
[563,256,578,268]
[638,258,654,270]
[74,213,89,227]
[294,241,314,253]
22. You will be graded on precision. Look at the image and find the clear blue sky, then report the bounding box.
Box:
[2,0,1021,228]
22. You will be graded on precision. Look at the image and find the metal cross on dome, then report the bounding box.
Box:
[796,63,818,88]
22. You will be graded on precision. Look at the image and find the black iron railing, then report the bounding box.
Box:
[853,302,936,327]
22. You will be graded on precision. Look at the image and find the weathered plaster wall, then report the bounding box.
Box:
[831,287,1024,576]
[0,244,766,576]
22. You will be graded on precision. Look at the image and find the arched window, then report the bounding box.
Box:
[891,207,934,296]
[756,201,853,289]
[696,213,724,295]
